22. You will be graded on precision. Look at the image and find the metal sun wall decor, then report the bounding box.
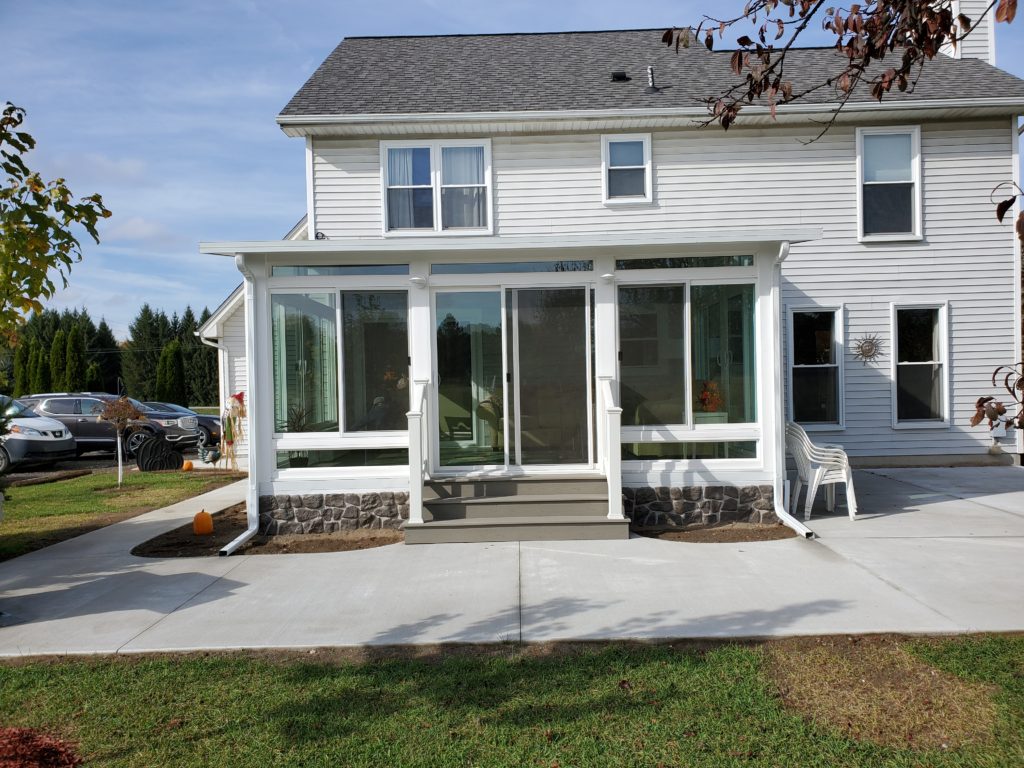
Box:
[852,333,884,363]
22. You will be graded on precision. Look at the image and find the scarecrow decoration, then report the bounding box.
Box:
[221,391,247,470]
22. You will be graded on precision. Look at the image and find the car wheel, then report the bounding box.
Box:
[0,447,9,474]
[198,426,213,448]
[124,430,153,458]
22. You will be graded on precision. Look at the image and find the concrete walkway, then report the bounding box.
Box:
[1,468,1022,656]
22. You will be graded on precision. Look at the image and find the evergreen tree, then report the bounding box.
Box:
[122,305,167,400]
[30,345,50,394]
[64,325,87,391]
[93,320,121,394]
[195,307,219,406]
[49,329,67,392]
[12,341,29,397]
[85,361,103,391]
[155,340,187,405]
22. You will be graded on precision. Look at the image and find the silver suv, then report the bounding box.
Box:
[20,393,200,456]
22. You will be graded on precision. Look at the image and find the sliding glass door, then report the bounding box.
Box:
[433,286,592,470]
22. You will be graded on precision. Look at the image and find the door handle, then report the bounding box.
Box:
[77,418,89,422]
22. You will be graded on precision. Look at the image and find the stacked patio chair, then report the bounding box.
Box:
[785,422,859,521]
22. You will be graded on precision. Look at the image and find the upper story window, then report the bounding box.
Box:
[382,140,492,234]
[602,134,652,205]
[857,126,921,241]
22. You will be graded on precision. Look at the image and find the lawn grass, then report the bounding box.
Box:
[0,469,244,562]
[188,406,219,416]
[0,636,1021,767]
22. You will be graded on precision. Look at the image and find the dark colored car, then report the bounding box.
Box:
[20,393,201,456]
[144,402,221,449]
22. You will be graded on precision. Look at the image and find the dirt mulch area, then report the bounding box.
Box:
[0,727,82,767]
[131,503,403,557]
[7,470,93,488]
[766,635,998,750]
[638,522,797,543]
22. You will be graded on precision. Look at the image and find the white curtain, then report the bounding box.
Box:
[442,146,484,184]
[387,148,428,229]
[442,146,486,228]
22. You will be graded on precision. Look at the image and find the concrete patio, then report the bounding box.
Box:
[0,467,1022,656]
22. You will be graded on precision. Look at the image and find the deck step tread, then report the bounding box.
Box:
[408,515,624,528]
[426,494,607,505]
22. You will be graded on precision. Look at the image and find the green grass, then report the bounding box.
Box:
[0,469,243,561]
[1,637,1022,767]
[188,406,219,415]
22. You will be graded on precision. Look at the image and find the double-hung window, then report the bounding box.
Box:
[602,134,652,204]
[892,304,947,425]
[857,126,922,240]
[789,308,842,427]
[383,140,492,233]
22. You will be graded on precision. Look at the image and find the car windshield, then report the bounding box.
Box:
[128,398,153,413]
[1,397,36,419]
[148,402,190,414]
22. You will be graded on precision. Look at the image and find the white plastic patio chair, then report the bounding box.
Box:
[785,422,858,521]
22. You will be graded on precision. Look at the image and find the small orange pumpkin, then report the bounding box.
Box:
[182,460,194,472]
[193,510,214,536]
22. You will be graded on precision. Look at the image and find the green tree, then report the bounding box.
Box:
[64,325,86,391]
[0,103,110,341]
[122,305,168,400]
[195,306,219,406]
[92,319,121,394]
[29,343,49,394]
[49,328,66,392]
[155,340,187,405]
[84,361,103,391]
[12,339,28,396]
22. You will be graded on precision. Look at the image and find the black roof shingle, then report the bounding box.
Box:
[280,28,1024,118]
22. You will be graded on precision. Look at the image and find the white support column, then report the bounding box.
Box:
[763,243,789,514]
[407,264,432,522]
[593,255,618,474]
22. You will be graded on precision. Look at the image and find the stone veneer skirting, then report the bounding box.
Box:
[623,485,777,530]
[259,492,409,535]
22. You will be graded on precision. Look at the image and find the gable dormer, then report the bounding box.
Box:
[946,0,997,64]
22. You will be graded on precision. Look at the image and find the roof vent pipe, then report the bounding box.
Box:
[645,66,660,94]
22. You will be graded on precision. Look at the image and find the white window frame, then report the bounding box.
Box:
[856,125,923,242]
[890,302,949,429]
[602,134,653,206]
[380,139,493,236]
[787,305,845,431]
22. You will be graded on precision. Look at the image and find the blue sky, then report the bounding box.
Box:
[4,1,1023,338]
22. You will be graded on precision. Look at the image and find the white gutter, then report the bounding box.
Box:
[770,240,814,538]
[220,255,259,556]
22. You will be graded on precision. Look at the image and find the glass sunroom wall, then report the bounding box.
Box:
[618,285,686,427]
[341,291,409,432]
[271,293,339,433]
[690,284,756,424]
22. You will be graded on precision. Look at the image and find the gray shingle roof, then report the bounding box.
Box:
[280,28,1024,118]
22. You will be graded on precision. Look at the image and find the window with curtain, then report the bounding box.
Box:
[271,293,338,433]
[441,146,487,229]
[383,142,490,232]
[895,306,944,421]
[341,291,409,432]
[690,284,756,424]
[790,310,841,425]
[386,147,433,230]
[860,129,919,237]
[603,134,651,202]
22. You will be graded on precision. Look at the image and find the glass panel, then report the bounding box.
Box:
[441,187,487,229]
[271,293,338,433]
[272,265,409,276]
[618,286,685,426]
[622,442,757,460]
[436,292,505,466]
[897,364,943,420]
[863,183,913,235]
[691,284,756,424]
[863,133,912,182]
[44,398,79,415]
[792,311,835,365]
[792,368,839,423]
[609,140,645,167]
[387,147,431,186]
[341,291,409,432]
[431,260,592,274]
[515,288,588,465]
[441,146,484,185]
[608,167,646,197]
[387,188,434,230]
[897,308,939,362]
[616,255,753,269]
[277,448,408,469]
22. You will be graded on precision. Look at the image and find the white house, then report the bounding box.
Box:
[201,14,1024,549]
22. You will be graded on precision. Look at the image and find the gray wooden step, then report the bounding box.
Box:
[424,494,608,520]
[424,476,607,500]
[404,515,630,544]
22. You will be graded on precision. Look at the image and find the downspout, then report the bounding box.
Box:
[771,241,814,538]
[220,254,259,555]
[196,332,229,427]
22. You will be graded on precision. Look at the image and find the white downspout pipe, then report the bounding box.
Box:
[771,241,814,538]
[220,254,259,555]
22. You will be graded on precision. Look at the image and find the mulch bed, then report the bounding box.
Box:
[6,470,93,488]
[0,727,82,767]
[637,523,797,543]
[132,503,403,557]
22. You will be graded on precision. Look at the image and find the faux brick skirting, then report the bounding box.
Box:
[259,492,409,535]
[623,485,777,530]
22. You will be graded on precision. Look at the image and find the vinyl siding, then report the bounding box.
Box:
[310,117,1018,458]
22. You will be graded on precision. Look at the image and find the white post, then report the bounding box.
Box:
[116,428,124,488]
[407,379,429,526]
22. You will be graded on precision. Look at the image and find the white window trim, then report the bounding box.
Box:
[856,125,923,242]
[380,139,494,236]
[602,133,653,206]
[787,305,845,431]
[890,301,950,429]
